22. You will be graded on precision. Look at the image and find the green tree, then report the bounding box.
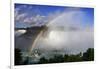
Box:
[15,48,22,65]
[53,54,64,63]
[82,48,94,61]
[63,54,69,62]
[38,57,48,64]
[23,57,29,65]
[63,52,82,62]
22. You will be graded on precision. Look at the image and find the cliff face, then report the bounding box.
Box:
[15,25,47,52]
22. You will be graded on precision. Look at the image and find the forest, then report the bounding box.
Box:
[15,48,94,65]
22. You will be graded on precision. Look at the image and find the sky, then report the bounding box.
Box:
[15,3,94,28]
[15,4,94,54]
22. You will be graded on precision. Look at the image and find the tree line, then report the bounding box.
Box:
[15,48,94,65]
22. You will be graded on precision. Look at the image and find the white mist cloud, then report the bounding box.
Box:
[15,7,94,55]
[31,9,94,54]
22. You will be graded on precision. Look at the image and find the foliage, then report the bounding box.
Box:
[82,48,94,61]
[37,48,94,64]
[23,57,29,65]
[38,57,48,64]
[15,48,22,65]
[15,48,94,65]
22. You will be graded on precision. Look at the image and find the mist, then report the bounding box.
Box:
[15,8,94,56]
[30,10,94,55]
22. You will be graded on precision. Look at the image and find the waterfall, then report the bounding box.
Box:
[29,13,64,54]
